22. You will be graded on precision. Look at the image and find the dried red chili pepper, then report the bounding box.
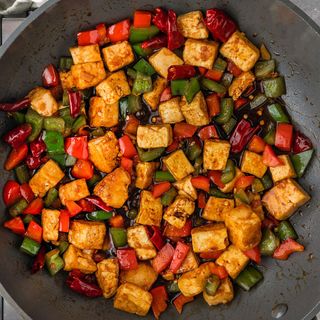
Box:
[292,130,313,154]
[152,7,168,33]
[0,97,30,112]
[25,154,42,170]
[141,34,168,50]
[30,136,46,157]
[167,65,196,81]
[85,196,113,212]
[167,9,185,50]
[31,246,46,274]
[67,90,82,118]
[3,123,32,149]
[42,64,60,87]
[148,226,165,250]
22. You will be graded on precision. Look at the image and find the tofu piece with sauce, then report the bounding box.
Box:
[70,44,102,64]
[102,41,135,72]
[29,159,64,197]
[177,11,209,39]
[96,258,119,298]
[262,178,310,220]
[159,97,185,124]
[68,220,106,250]
[28,87,59,117]
[137,124,173,149]
[149,47,183,78]
[220,31,260,72]
[203,139,231,171]
[143,77,167,111]
[41,209,60,242]
[183,39,219,69]
[176,249,199,274]
[269,155,296,183]
[89,97,119,128]
[135,162,158,190]
[228,71,255,100]
[93,167,131,208]
[59,71,74,90]
[173,175,198,200]
[59,178,90,205]
[202,196,235,221]
[241,151,268,178]
[203,277,234,306]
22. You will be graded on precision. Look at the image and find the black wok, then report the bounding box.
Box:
[0,0,319,319]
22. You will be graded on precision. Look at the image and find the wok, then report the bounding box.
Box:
[0,0,319,319]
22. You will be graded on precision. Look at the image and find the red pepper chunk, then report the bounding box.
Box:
[42,64,60,87]
[169,241,190,273]
[191,176,210,192]
[273,238,304,260]
[235,97,249,110]
[77,29,100,46]
[31,245,46,274]
[152,242,175,273]
[141,34,168,50]
[159,87,172,103]
[205,69,223,82]
[248,135,266,153]
[234,175,255,190]
[292,130,313,154]
[167,65,196,81]
[152,7,168,33]
[30,136,46,157]
[23,198,43,215]
[109,215,124,228]
[244,246,261,264]
[164,219,192,239]
[65,136,88,160]
[198,125,219,140]
[209,263,229,279]
[167,9,185,50]
[85,196,113,212]
[262,215,279,230]
[262,145,283,167]
[166,139,179,153]
[4,217,25,235]
[59,210,70,232]
[20,183,34,203]
[148,226,165,250]
[120,157,133,175]
[173,294,194,314]
[3,180,21,206]
[173,123,197,139]
[150,286,168,320]
[107,19,131,43]
[208,170,225,189]
[3,123,32,149]
[227,60,242,77]
[117,248,138,270]
[133,10,152,28]
[197,192,207,209]
[67,90,82,118]
[275,123,293,152]
[25,220,43,243]
[119,135,137,158]
[152,182,171,198]
[78,199,96,212]
[25,154,42,170]
[206,93,221,117]
[65,200,82,217]
[96,23,109,45]
[72,159,94,180]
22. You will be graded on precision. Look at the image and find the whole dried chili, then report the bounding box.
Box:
[141,34,167,50]
[67,90,82,118]
[85,196,113,212]
[0,97,30,112]
[30,136,46,157]
[152,7,168,33]
[25,154,42,170]
[3,123,32,149]
[167,65,196,81]
[148,226,165,250]
[31,246,46,274]
[167,9,185,50]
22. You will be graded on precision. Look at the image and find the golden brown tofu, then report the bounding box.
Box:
[71,61,107,90]
[94,167,131,208]
[88,131,119,173]
[203,139,231,171]
[137,124,173,149]
[28,87,59,117]
[59,179,89,205]
[96,258,119,298]
[143,77,167,110]
[248,192,264,220]
[228,71,255,100]
[41,209,60,242]
[203,277,234,306]
[114,283,152,316]
[225,205,261,251]
[68,220,106,250]
[159,97,184,124]
[102,41,135,72]
[220,31,260,72]
[136,191,163,227]
[241,151,267,178]
[219,168,244,193]
[89,97,118,128]
[163,196,195,229]
[269,155,296,183]
[183,39,219,69]
[59,71,74,90]
[191,223,229,253]
[202,197,235,221]
[135,162,158,189]
[180,92,210,126]
[96,70,130,104]
[178,263,211,297]
[176,249,199,274]
[177,11,209,39]
[173,175,197,200]
[120,262,157,290]
[262,178,310,220]
[63,244,97,274]
[127,225,157,260]
[70,44,102,64]
[149,48,183,78]
[216,245,249,279]
[29,160,64,197]
[163,150,194,181]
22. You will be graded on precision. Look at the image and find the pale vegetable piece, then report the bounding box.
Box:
[28,87,59,117]
[41,209,60,242]
[96,258,119,298]
[137,124,173,148]
[143,77,167,111]
[228,71,255,100]
[135,162,158,189]
[70,44,102,64]
[59,178,90,205]
[269,155,296,183]
[177,11,209,39]
[202,196,235,221]
[159,97,185,124]
[203,277,234,305]
[89,97,119,128]
[173,175,198,200]
[203,139,231,171]
[241,150,268,178]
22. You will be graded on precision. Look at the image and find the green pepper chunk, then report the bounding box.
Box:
[213,57,227,72]
[23,215,35,224]
[87,173,102,188]
[215,98,233,124]
[261,173,273,190]
[251,178,265,193]
[9,199,28,217]
[161,187,177,206]
[129,26,160,43]
[126,208,138,220]
[58,241,69,254]
[110,227,127,248]
[43,131,65,155]
[155,171,176,182]
[222,117,237,135]
[201,78,226,94]
[91,127,105,138]
[209,187,233,199]
[127,95,143,113]
[137,147,165,162]
[12,111,25,124]
[59,107,74,136]
[132,72,152,95]
[263,122,276,145]
[262,76,286,98]
[166,281,180,293]
[25,109,43,142]
[59,56,73,71]
[184,77,201,103]
[254,60,275,79]
[44,188,58,207]
[72,114,86,133]
[267,103,290,123]
[275,221,298,242]
[65,155,77,167]
[259,228,280,256]
[132,43,153,58]
[185,140,202,161]
[86,210,113,221]
[44,117,65,133]
[205,274,221,296]
[234,188,250,204]
[15,164,30,184]
[290,149,313,178]
[133,58,156,76]
[20,237,41,256]
[250,93,267,109]
[45,249,65,276]
[119,97,129,120]
[171,79,188,96]
[235,266,263,291]
[126,68,137,79]
[221,159,235,184]
[62,91,70,106]
[193,156,203,176]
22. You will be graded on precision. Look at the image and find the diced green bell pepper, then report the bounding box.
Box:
[205,274,221,296]
[235,266,263,291]
[119,97,128,120]
[58,241,69,254]
[221,159,235,184]
[129,26,159,43]
[263,123,276,145]
[45,248,65,276]
[137,147,165,162]
[44,117,65,133]
[259,228,280,256]
[59,56,73,71]
[127,68,137,79]
[126,208,138,220]
[254,60,276,79]
[166,281,180,293]
[251,178,264,193]
[20,237,41,256]
[127,95,143,113]
[44,188,58,207]
[267,103,289,123]
[234,188,250,204]
[185,140,202,161]
[171,79,188,96]
[222,117,237,135]
[12,112,25,124]
[72,114,86,133]
[290,149,314,178]
[215,98,233,124]
[132,43,153,58]
[90,127,105,138]
[161,187,177,206]
[250,93,267,109]
[201,78,226,94]
[86,210,113,221]
[193,156,203,176]
[275,221,298,242]
[155,171,176,182]
[87,173,102,188]
[262,76,286,98]
[25,109,43,142]
[133,58,156,76]
[43,131,65,155]
[9,199,28,217]
[209,187,233,199]
[110,227,127,248]
[15,164,30,184]
[213,57,227,72]
[261,173,273,190]
[132,72,152,95]
[184,77,200,103]
[23,214,36,224]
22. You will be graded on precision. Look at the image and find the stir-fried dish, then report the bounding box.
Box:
[0,7,314,318]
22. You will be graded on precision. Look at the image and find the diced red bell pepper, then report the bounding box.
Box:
[198,125,219,140]
[123,115,140,136]
[65,200,82,217]
[67,90,82,118]
[167,65,196,81]
[30,136,46,157]
[191,176,210,192]
[119,135,137,158]
[109,215,124,228]
[133,10,152,28]
[262,145,283,167]
[78,199,96,212]
[25,154,42,170]
[149,226,165,250]
[273,238,304,260]
[243,246,261,264]
[248,135,266,153]
[208,170,225,189]
[96,23,109,45]
[71,159,94,180]
[235,97,249,110]
[117,248,138,270]
[205,69,223,81]
[206,93,221,117]
[42,64,60,87]
[169,241,190,273]
[31,245,46,274]
[262,215,279,229]
[3,123,32,149]
[209,262,228,279]
[120,157,133,175]
[65,136,88,160]
[199,250,223,260]
[163,219,192,239]
[166,138,179,153]
[20,183,34,203]
[235,175,255,189]
[150,286,168,320]
[167,9,185,50]
[23,198,43,215]
[152,7,168,33]
[227,60,242,77]
[275,123,293,152]
[59,209,70,232]
[77,29,100,46]
[198,67,207,75]
[292,130,313,154]
[141,34,168,50]
[4,216,25,235]
[25,220,42,243]
[152,242,175,273]
[173,123,197,139]
[152,182,171,198]
[3,180,21,206]
[107,19,131,43]
[85,196,113,212]
[197,191,207,209]
[4,143,28,171]
[160,87,172,103]
[173,294,194,314]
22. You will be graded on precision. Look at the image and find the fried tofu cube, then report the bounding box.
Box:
[149,48,183,78]
[59,179,89,205]
[68,220,106,250]
[228,71,255,100]
[88,131,119,173]
[127,225,157,260]
[28,87,59,117]
[163,150,194,181]
[191,223,229,253]
[241,151,267,178]
[269,155,296,183]
[136,191,163,227]
[96,70,130,104]
[137,124,173,149]
[102,41,134,72]
[262,178,310,220]
[159,97,184,124]
[202,197,235,221]
[225,205,262,251]
[203,139,231,171]
[135,162,158,189]
[143,77,167,110]
[183,39,219,69]
[176,249,199,274]
[216,245,249,279]
[89,97,118,128]
[203,277,234,306]
[180,92,210,126]
[96,258,119,298]
[41,209,60,242]
[248,191,264,220]
[220,31,260,72]
[59,71,74,90]
[114,283,152,316]
[177,11,209,39]
[163,196,195,229]
[120,262,157,291]
[93,167,131,208]
[70,44,102,64]
[71,61,107,90]
[29,159,64,197]
[173,175,197,200]
[219,167,244,193]
[63,244,97,274]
